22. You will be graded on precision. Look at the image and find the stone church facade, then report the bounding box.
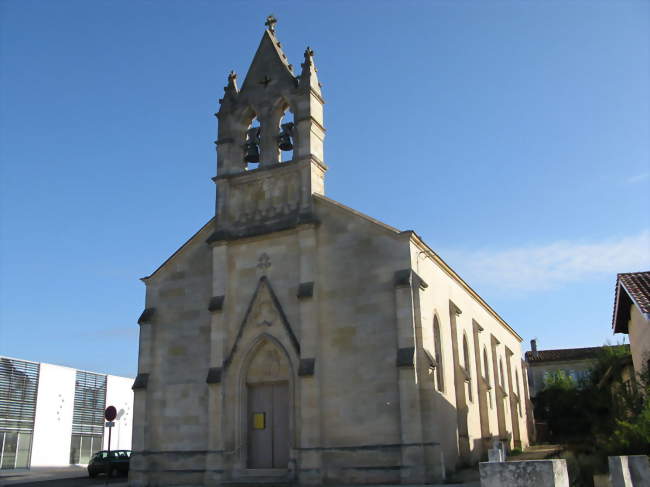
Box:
[130,19,530,487]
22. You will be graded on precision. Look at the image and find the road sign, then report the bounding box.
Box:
[104,406,117,455]
[105,405,117,421]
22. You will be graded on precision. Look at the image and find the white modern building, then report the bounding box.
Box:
[0,356,133,469]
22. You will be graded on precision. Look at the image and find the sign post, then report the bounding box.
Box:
[104,406,117,453]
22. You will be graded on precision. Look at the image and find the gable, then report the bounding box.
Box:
[240,30,295,96]
[224,276,299,368]
[142,218,215,282]
[613,271,650,333]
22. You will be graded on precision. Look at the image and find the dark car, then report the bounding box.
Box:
[87,450,132,478]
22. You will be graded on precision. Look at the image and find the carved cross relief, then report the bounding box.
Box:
[259,75,272,87]
[257,253,271,271]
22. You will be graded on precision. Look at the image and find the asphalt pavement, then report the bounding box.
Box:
[0,467,480,487]
[0,466,127,487]
[3,477,127,487]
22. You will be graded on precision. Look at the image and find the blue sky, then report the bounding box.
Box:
[1,0,648,378]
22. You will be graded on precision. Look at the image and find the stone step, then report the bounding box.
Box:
[221,482,291,487]
[221,476,291,487]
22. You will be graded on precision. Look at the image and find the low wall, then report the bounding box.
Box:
[609,455,650,487]
[479,459,569,487]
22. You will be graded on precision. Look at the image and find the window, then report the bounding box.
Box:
[0,357,39,470]
[433,316,444,392]
[515,371,522,416]
[463,335,472,402]
[70,371,106,465]
[279,109,294,162]
[484,348,493,408]
[244,118,261,170]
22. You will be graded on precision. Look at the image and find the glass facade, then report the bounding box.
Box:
[0,357,40,469]
[69,371,106,464]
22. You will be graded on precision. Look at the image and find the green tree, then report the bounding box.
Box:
[535,370,590,441]
[601,362,650,455]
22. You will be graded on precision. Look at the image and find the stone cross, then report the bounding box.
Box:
[265,15,277,34]
[257,253,271,271]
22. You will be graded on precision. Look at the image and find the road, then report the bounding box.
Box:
[2,475,127,487]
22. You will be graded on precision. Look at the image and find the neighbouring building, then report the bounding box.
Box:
[612,271,650,377]
[524,341,636,398]
[525,341,607,397]
[131,18,531,487]
[0,356,133,470]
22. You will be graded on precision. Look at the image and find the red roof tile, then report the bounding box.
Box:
[524,346,627,363]
[619,272,650,314]
[612,271,650,333]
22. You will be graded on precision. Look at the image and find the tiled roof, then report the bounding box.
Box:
[525,345,629,363]
[619,272,650,314]
[612,271,650,333]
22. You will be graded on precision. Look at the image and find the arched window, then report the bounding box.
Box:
[499,359,505,387]
[433,316,444,392]
[278,109,294,162]
[244,117,261,170]
[483,348,492,408]
[463,334,472,402]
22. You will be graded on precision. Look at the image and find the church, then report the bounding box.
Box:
[130,18,530,487]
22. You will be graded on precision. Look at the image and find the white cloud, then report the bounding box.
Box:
[444,231,650,293]
[627,172,649,184]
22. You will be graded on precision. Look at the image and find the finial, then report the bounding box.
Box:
[265,15,277,34]
[221,70,238,103]
[299,46,321,94]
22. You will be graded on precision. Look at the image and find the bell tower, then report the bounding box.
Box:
[209,16,326,242]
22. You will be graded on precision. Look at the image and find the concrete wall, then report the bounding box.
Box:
[31,363,76,467]
[29,363,133,467]
[609,455,650,487]
[480,459,569,487]
[104,375,135,451]
[628,304,650,377]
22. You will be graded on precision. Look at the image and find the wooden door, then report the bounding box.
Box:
[247,381,289,468]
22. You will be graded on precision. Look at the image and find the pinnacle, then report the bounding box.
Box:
[219,70,238,106]
[299,46,322,96]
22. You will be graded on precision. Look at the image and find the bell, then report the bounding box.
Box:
[278,133,293,151]
[244,127,261,163]
[277,122,294,151]
[244,143,260,163]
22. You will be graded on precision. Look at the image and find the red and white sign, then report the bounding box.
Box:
[104,405,117,422]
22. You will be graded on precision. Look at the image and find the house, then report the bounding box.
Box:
[525,341,607,397]
[612,271,650,377]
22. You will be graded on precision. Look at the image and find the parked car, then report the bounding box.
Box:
[87,450,132,478]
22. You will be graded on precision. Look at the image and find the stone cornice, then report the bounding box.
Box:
[407,231,523,343]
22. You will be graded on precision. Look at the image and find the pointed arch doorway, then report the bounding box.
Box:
[245,339,290,469]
